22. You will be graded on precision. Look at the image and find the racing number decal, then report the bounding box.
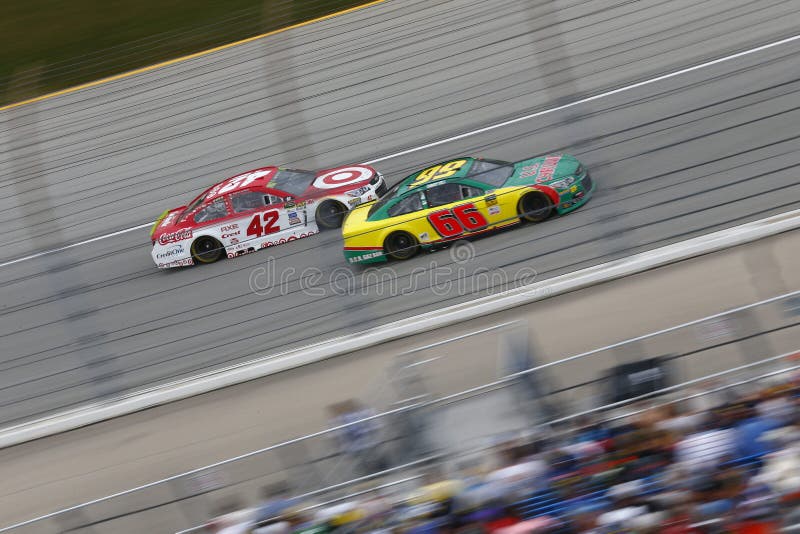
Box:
[428,203,488,238]
[247,210,281,237]
[218,169,272,196]
[429,211,461,236]
[409,160,467,189]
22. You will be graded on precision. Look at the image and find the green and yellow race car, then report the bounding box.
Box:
[341,154,595,264]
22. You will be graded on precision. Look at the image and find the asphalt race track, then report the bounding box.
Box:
[1,0,799,426]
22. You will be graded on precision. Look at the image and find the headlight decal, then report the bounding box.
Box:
[346,186,371,197]
[550,176,575,190]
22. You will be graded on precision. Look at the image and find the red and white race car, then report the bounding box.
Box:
[150,165,385,268]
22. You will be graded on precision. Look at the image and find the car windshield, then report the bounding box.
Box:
[180,191,208,220]
[467,159,515,187]
[270,169,315,196]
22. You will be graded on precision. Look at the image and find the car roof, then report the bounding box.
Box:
[393,157,476,196]
[203,167,280,201]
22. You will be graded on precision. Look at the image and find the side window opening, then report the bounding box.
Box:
[230,190,267,213]
[425,183,463,208]
[460,185,484,200]
[387,193,423,217]
[194,198,229,223]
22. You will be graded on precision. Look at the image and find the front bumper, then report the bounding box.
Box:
[556,172,596,214]
[345,176,386,210]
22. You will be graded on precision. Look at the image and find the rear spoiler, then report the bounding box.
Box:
[149,209,170,238]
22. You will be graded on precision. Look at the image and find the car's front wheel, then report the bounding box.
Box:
[384,231,419,261]
[518,191,553,222]
[316,200,347,229]
[190,236,224,264]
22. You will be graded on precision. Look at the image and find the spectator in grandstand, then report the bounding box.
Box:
[206,497,253,534]
[730,402,781,462]
[485,442,548,500]
[674,413,735,472]
[254,483,293,525]
[206,374,800,534]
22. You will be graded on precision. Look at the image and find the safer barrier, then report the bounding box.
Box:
[2,209,799,451]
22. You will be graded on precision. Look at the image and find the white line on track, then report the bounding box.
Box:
[2,32,799,270]
[0,223,153,268]
[364,33,800,164]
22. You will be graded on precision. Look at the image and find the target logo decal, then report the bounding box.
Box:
[313,167,372,190]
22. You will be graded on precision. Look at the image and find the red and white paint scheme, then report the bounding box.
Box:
[150,164,385,268]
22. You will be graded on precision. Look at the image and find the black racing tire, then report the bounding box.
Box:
[315,200,348,229]
[190,236,224,264]
[518,192,553,222]
[384,231,419,261]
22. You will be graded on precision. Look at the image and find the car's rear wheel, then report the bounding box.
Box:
[384,231,419,261]
[316,200,347,229]
[518,192,553,222]
[190,236,224,264]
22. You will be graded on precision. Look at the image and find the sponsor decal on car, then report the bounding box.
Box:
[536,155,562,182]
[155,244,185,260]
[259,231,316,249]
[488,205,501,215]
[419,232,430,242]
[288,211,302,226]
[519,163,540,179]
[221,231,241,238]
[348,251,383,263]
[314,167,372,190]
[220,224,239,232]
[485,194,498,206]
[227,248,256,258]
[348,198,361,207]
[158,228,193,244]
[158,257,194,268]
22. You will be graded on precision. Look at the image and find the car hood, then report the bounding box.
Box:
[505,154,581,187]
[303,165,378,196]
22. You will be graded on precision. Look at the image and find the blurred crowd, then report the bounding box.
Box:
[206,371,800,534]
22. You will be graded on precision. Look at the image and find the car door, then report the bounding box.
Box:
[226,190,297,251]
[277,193,310,230]
[422,182,494,240]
